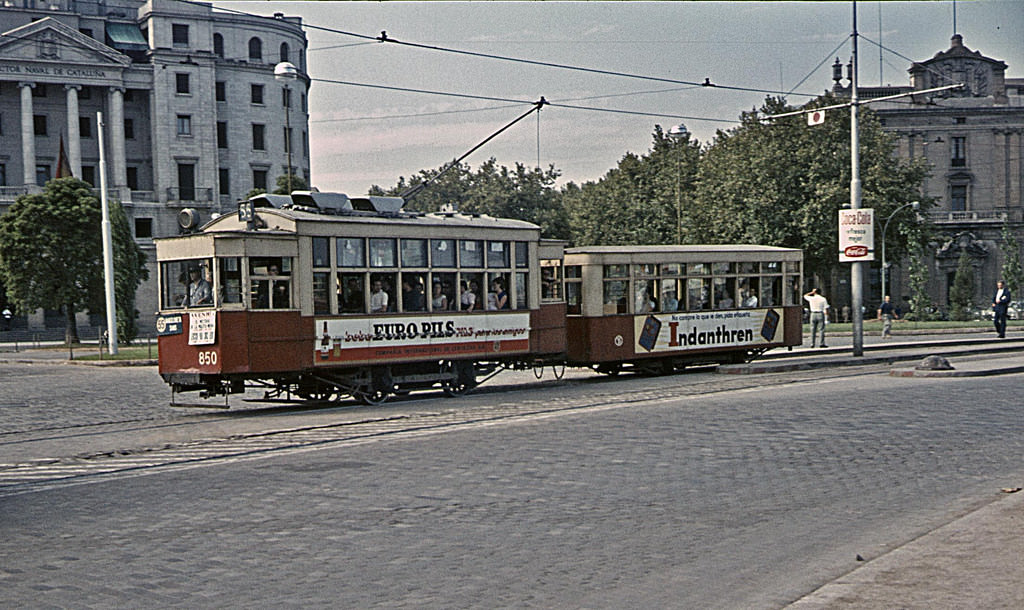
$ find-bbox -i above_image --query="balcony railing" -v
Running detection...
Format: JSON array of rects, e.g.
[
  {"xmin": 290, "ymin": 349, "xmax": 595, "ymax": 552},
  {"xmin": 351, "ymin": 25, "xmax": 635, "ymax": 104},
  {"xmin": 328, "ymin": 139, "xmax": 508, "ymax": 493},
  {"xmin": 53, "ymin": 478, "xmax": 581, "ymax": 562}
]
[
  {"xmin": 0, "ymin": 186, "xmax": 31, "ymax": 201},
  {"xmin": 166, "ymin": 187, "xmax": 214, "ymax": 205},
  {"xmin": 129, "ymin": 190, "xmax": 155, "ymax": 203},
  {"xmin": 928, "ymin": 210, "xmax": 1013, "ymax": 223}
]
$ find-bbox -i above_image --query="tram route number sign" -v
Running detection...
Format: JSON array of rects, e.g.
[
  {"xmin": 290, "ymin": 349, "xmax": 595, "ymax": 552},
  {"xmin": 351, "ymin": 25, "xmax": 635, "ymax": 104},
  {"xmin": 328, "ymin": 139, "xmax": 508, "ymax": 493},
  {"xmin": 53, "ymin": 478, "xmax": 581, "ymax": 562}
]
[{"xmin": 838, "ymin": 208, "xmax": 875, "ymax": 262}]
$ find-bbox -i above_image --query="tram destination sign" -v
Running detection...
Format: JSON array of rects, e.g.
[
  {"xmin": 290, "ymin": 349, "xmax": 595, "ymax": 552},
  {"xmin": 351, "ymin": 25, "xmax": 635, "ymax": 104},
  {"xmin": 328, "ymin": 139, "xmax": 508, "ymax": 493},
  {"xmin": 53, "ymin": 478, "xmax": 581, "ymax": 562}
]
[
  {"xmin": 314, "ymin": 313, "xmax": 531, "ymax": 365},
  {"xmin": 838, "ymin": 208, "xmax": 875, "ymax": 262},
  {"xmin": 634, "ymin": 308, "xmax": 783, "ymax": 354}
]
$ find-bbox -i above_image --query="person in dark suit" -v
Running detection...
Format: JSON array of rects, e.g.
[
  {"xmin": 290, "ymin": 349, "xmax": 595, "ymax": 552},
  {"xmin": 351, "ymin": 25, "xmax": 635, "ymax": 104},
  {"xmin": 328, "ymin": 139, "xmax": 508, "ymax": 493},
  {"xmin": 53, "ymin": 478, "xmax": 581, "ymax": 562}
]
[{"xmin": 992, "ymin": 280, "xmax": 1011, "ymax": 338}]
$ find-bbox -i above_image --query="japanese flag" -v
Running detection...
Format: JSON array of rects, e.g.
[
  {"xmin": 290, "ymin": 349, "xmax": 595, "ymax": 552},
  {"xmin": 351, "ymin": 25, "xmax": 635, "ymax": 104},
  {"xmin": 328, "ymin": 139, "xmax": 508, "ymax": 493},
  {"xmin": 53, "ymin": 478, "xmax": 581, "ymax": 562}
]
[{"xmin": 807, "ymin": 110, "xmax": 826, "ymax": 126}]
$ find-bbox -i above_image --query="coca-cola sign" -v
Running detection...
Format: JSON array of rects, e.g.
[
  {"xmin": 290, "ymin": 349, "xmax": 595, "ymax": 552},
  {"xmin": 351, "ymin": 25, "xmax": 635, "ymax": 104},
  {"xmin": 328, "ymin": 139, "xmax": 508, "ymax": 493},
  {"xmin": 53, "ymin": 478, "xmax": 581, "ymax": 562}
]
[
  {"xmin": 838, "ymin": 209, "xmax": 875, "ymax": 262},
  {"xmin": 844, "ymin": 245, "xmax": 869, "ymax": 257}
]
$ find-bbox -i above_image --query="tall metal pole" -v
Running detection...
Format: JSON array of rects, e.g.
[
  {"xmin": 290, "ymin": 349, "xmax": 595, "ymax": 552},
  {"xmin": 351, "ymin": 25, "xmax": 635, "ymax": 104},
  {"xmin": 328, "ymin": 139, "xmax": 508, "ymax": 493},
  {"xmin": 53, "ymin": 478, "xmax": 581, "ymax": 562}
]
[
  {"xmin": 284, "ymin": 84, "xmax": 292, "ymax": 194},
  {"xmin": 850, "ymin": 0, "xmax": 864, "ymax": 357},
  {"xmin": 97, "ymin": 111, "xmax": 118, "ymax": 354}
]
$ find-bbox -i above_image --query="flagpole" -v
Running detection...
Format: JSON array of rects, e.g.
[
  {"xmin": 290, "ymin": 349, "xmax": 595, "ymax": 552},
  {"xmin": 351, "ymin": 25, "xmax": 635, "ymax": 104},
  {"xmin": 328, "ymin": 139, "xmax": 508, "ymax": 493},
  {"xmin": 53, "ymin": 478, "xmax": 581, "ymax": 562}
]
[{"xmin": 97, "ymin": 111, "xmax": 118, "ymax": 355}]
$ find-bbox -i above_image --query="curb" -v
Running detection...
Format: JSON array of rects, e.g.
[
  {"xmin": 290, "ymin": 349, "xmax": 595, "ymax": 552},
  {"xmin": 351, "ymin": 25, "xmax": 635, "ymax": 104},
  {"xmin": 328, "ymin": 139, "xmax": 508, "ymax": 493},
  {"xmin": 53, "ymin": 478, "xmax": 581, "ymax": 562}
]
[{"xmin": 889, "ymin": 364, "xmax": 1024, "ymax": 378}]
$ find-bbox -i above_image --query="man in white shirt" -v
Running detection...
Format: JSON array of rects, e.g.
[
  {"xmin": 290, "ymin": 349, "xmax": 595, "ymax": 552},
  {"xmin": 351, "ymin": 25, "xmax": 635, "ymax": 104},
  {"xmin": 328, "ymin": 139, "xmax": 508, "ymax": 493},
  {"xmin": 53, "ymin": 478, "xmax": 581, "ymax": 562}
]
[
  {"xmin": 804, "ymin": 288, "xmax": 830, "ymax": 348},
  {"xmin": 370, "ymin": 280, "xmax": 389, "ymax": 313}
]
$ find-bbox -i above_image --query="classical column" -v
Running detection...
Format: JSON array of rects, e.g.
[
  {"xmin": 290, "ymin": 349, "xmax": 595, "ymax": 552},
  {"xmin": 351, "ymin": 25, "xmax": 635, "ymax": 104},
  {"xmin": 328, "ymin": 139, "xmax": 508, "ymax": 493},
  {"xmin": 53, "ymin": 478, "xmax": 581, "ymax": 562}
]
[
  {"xmin": 108, "ymin": 87, "xmax": 127, "ymax": 188},
  {"xmin": 19, "ymin": 82, "xmax": 36, "ymax": 186},
  {"xmin": 65, "ymin": 85, "xmax": 82, "ymax": 178}
]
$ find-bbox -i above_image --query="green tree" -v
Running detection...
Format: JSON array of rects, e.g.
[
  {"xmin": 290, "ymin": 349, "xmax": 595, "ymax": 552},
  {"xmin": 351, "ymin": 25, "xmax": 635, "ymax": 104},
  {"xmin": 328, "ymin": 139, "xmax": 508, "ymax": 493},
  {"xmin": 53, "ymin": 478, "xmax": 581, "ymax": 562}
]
[
  {"xmin": 372, "ymin": 158, "xmax": 569, "ymax": 240},
  {"xmin": 109, "ymin": 197, "xmax": 149, "ymax": 343},
  {"xmin": 272, "ymin": 172, "xmax": 310, "ymax": 195},
  {"xmin": 949, "ymin": 248, "xmax": 975, "ymax": 321},
  {"xmin": 563, "ymin": 125, "xmax": 700, "ymax": 246},
  {"xmin": 0, "ymin": 178, "xmax": 146, "ymax": 344},
  {"xmin": 999, "ymin": 221, "xmax": 1024, "ymax": 297},
  {"xmin": 691, "ymin": 95, "xmax": 931, "ymax": 282},
  {"xmin": 906, "ymin": 248, "xmax": 935, "ymax": 320}
]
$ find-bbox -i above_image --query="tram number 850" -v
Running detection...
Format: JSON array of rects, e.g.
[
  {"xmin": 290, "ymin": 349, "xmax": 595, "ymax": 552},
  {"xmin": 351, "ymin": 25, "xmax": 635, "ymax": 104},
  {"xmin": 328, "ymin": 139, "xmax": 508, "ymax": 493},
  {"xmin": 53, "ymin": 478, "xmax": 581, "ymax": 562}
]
[{"xmin": 198, "ymin": 350, "xmax": 218, "ymax": 366}]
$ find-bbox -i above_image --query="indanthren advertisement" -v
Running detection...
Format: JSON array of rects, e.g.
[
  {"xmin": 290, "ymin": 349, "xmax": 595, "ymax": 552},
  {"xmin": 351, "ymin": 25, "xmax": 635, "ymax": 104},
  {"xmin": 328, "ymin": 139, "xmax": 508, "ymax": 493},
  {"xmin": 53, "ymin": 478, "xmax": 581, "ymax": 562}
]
[
  {"xmin": 314, "ymin": 313, "xmax": 531, "ymax": 365},
  {"xmin": 633, "ymin": 309, "xmax": 783, "ymax": 354}
]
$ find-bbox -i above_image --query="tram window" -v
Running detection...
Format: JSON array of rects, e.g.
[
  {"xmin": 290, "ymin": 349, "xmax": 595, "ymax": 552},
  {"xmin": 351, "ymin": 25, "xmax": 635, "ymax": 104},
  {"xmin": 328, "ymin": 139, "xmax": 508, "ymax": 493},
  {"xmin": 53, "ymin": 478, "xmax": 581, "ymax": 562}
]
[
  {"xmin": 687, "ymin": 263, "xmax": 708, "ymax": 276},
  {"xmin": 661, "ymin": 263, "xmax": 682, "ymax": 276},
  {"xmin": 431, "ymin": 272, "xmax": 456, "ymax": 311},
  {"xmin": 313, "ymin": 272, "xmax": 330, "ymax": 314},
  {"xmin": 738, "ymin": 262, "xmax": 757, "ymax": 274},
  {"xmin": 541, "ymin": 263, "xmax": 562, "ymax": 301},
  {"xmin": 338, "ymin": 238, "xmax": 365, "ymax": 267},
  {"xmin": 338, "ymin": 273, "xmax": 365, "ymax": 313},
  {"xmin": 487, "ymin": 241, "xmax": 509, "ymax": 268},
  {"xmin": 636, "ymin": 263, "xmax": 657, "ymax": 277},
  {"xmin": 714, "ymin": 277, "xmax": 736, "ymax": 309},
  {"xmin": 161, "ymin": 258, "xmax": 213, "ymax": 309},
  {"xmin": 660, "ymin": 279, "xmax": 681, "ymax": 312},
  {"xmin": 763, "ymin": 261, "xmax": 780, "ymax": 273},
  {"xmin": 762, "ymin": 276, "xmax": 781, "ymax": 307},
  {"xmin": 712, "ymin": 262, "xmax": 734, "ymax": 274},
  {"xmin": 250, "ymin": 257, "xmax": 291, "ymax": 309},
  {"xmin": 431, "ymin": 239, "xmax": 456, "ymax": 268},
  {"xmin": 312, "ymin": 237, "xmax": 330, "ymax": 268},
  {"xmin": 401, "ymin": 273, "xmax": 427, "ymax": 312},
  {"xmin": 460, "ymin": 240, "xmax": 483, "ymax": 268},
  {"xmin": 604, "ymin": 264, "xmax": 628, "ymax": 278},
  {"xmin": 514, "ymin": 273, "xmax": 528, "ymax": 309},
  {"xmin": 737, "ymin": 277, "xmax": 760, "ymax": 308},
  {"xmin": 486, "ymin": 273, "xmax": 510, "ymax": 310},
  {"xmin": 784, "ymin": 261, "xmax": 800, "ymax": 274},
  {"xmin": 460, "ymin": 272, "xmax": 484, "ymax": 311},
  {"xmin": 687, "ymin": 278, "xmax": 710, "ymax": 311},
  {"xmin": 566, "ymin": 281, "xmax": 582, "ymax": 315},
  {"xmin": 785, "ymin": 276, "xmax": 799, "ymax": 306},
  {"xmin": 515, "ymin": 242, "xmax": 529, "ymax": 268},
  {"xmin": 369, "ymin": 238, "xmax": 396, "ymax": 267},
  {"xmin": 370, "ymin": 273, "xmax": 397, "ymax": 313},
  {"xmin": 603, "ymin": 279, "xmax": 628, "ymax": 314},
  {"xmin": 564, "ymin": 265, "xmax": 581, "ymax": 279},
  {"xmin": 400, "ymin": 239, "xmax": 428, "ymax": 268},
  {"xmin": 219, "ymin": 257, "xmax": 242, "ymax": 304},
  {"xmin": 635, "ymin": 279, "xmax": 657, "ymax": 313}
]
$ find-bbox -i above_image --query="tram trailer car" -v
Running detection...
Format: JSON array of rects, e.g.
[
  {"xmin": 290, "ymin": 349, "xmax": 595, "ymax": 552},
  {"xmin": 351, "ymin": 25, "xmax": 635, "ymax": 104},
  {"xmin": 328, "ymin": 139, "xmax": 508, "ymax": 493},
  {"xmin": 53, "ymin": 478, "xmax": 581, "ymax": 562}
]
[
  {"xmin": 156, "ymin": 192, "xmax": 567, "ymax": 405},
  {"xmin": 562, "ymin": 245, "xmax": 804, "ymax": 374}
]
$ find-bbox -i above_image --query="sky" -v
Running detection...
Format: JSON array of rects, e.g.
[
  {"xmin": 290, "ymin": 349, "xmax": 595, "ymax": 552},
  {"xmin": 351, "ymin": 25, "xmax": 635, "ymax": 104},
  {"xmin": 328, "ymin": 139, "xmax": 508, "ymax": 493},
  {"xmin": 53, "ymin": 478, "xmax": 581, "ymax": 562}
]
[{"xmin": 222, "ymin": 1, "xmax": 1023, "ymax": 196}]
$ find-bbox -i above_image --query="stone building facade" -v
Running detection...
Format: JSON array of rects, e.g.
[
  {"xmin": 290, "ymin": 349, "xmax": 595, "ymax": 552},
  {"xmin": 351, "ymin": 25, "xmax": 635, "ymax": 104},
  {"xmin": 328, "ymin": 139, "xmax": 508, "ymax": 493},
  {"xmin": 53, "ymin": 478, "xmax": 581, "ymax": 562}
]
[
  {"xmin": 835, "ymin": 35, "xmax": 1024, "ymax": 315},
  {"xmin": 0, "ymin": 0, "xmax": 309, "ymax": 335}
]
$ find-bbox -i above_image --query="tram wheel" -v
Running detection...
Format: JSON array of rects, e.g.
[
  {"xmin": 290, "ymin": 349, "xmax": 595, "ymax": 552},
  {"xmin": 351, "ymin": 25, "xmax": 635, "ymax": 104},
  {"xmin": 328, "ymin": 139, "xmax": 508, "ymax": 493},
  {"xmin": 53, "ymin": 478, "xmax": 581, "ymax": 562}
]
[
  {"xmin": 356, "ymin": 389, "xmax": 389, "ymax": 405},
  {"xmin": 441, "ymin": 360, "xmax": 475, "ymax": 397}
]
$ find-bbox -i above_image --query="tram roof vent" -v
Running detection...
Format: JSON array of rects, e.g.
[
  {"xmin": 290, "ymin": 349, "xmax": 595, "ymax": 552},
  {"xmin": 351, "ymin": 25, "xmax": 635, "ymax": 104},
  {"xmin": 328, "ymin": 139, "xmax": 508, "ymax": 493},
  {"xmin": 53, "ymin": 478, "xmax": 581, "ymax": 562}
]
[
  {"xmin": 249, "ymin": 193, "xmax": 292, "ymax": 209},
  {"xmin": 349, "ymin": 196, "xmax": 405, "ymax": 215},
  {"xmin": 291, "ymin": 191, "xmax": 353, "ymax": 215}
]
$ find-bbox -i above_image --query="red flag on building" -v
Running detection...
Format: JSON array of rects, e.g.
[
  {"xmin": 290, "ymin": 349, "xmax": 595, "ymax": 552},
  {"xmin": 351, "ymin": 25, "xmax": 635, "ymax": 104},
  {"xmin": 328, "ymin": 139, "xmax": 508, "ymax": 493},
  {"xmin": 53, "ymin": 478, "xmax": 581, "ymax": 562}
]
[{"xmin": 56, "ymin": 135, "xmax": 73, "ymax": 178}]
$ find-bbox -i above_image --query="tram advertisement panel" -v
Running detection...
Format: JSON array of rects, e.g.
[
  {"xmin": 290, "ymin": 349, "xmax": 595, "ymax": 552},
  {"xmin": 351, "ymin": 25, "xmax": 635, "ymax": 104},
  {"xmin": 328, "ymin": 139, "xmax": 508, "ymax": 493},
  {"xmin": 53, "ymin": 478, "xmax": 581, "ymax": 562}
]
[
  {"xmin": 633, "ymin": 309, "xmax": 783, "ymax": 353},
  {"xmin": 314, "ymin": 313, "xmax": 531, "ymax": 364}
]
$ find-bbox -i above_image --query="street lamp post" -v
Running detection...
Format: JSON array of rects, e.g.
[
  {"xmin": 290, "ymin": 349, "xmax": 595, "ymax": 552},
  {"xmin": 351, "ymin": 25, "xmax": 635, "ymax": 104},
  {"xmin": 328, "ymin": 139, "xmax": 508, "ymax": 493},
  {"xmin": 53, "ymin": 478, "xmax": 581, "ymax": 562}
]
[
  {"xmin": 880, "ymin": 200, "xmax": 920, "ymax": 304},
  {"xmin": 667, "ymin": 123, "xmax": 688, "ymax": 244},
  {"xmin": 274, "ymin": 61, "xmax": 299, "ymax": 193}
]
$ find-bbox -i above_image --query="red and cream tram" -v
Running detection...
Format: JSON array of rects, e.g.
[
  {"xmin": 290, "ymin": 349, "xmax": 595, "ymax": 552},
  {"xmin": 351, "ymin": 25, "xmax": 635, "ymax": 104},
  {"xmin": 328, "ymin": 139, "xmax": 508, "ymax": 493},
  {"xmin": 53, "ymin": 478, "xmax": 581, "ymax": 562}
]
[
  {"xmin": 155, "ymin": 192, "xmax": 567, "ymax": 405},
  {"xmin": 156, "ymin": 192, "xmax": 804, "ymax": 405}
]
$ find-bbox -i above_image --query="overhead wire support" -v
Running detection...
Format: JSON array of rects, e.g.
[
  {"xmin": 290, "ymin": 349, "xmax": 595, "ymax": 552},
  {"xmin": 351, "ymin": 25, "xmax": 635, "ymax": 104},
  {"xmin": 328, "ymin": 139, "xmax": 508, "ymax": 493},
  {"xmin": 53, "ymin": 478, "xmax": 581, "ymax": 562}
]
[
  {"xmin": 762, "ymin": 83, "xmax": 964, "ymax": 122},
  {"xmin": 400, "ymin": 98, "xmax": 549, "ymax": 201}
]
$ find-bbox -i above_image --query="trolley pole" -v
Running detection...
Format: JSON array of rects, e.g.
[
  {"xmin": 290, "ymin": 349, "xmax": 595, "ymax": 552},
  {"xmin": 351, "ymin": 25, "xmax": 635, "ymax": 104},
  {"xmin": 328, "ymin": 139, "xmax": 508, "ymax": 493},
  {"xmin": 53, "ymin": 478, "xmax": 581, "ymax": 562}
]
[
  {"xmin": 97, "ymin": 111, "xmax": 118, "ymax": 355},
  {"xmin": 849, "ymin": 1, "xmax": 864, "ymax": 357}
]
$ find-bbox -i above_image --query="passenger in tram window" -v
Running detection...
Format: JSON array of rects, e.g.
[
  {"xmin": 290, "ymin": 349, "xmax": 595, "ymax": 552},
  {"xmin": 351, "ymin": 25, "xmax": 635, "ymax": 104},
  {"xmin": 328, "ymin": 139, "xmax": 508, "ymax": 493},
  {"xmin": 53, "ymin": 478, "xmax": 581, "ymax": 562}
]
[
  {"xmin": 431, "ymin": 282, "xmax": 448, "ymax": 311},
  {"xmin": 268, "ymin": 265, "xmax": 289, "ymax": 308},
  {"xmin": 471, "ymin": 279, "xmax": 483, "ymax": 311},
  {"xmin": 460, "ymin": 281, "xmax": 477, "ymax": 311},
  {"xmin": 718, "ymin": 292, "xmax": 735, "ymax": 309},
  {"xmin": 187, "ymin": 265, "xmax": 212, "ymax": 306},
  {"xmin": 402, "ymin": 277, "xmax": 426, "ymax": 312},
  {"xmin": 661, "ymin": 289, "xmax": 679, "ymax": 312},
  {"xmin": 370, "ymin": 279, "xmax": 389, "ymax": 313},
  {"xmin": 489, "ymin": 278, "xmax": 509, "ymax": 310},
  {"xmin": 742, "ymin": 289, "xmax": 758, "ymax": 308},
  {"xmin": 636, "ymin": 287, "xmax": 655, "ymax": 313},
  {"xmin": 340, "ymin": 276, "xmax": 364, "ymax": 313}
]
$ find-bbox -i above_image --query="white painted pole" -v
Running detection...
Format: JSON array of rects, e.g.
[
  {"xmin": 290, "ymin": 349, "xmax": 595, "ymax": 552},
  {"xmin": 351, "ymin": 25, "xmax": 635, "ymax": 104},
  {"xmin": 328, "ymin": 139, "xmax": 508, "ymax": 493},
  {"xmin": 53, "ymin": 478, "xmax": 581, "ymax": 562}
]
[
  {"xmin": 97, "ymin": 111, "xmax": 118, "ymax": 354},
  {"xmin": 850, "ymin": 0, "xmax": 864, "ymax": 357}
]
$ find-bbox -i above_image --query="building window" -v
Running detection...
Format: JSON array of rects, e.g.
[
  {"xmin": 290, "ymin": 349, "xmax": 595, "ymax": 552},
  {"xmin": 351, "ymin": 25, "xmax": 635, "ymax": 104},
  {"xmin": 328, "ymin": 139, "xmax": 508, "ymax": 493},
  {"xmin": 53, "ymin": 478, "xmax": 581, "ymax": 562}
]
[
  {"xmin": 177, "ymin": 163, "xmax": 195, "ymax": 200},
  {"xmin": 253, "ymin": 169, "xmax": 268, "ymax": 191},
  {"xmin": 283, "ymin": 126, "xmax": 292, "ymax": 154},
  {"xmin": 217, "ymin": 121, "xmax": 228, "ymax": 148},
  {"xmin": 952, "ymin": 136, "xmax": 966, "ymax": 167},
  {"xmin": 33, "ymin": 114, "xmax": 47, "ymax": 136},
  {"xmin": 248, "ymin": 37, "xmax": 262, "ymax": 62},
  {"xmin": 134, "ymin": 217, "xmax": 153, "ymax": 239},
  {"xmin": 176, "ymin": 115, "xmax": 192, "ymax": 136},
  {"xmin": 215, "ymin": 81, "xmax": 226, "ymax": 102},
  {"xmin": 172, "ymin": 24, "xmax": 189, "ymax": 47},
  {"xmin": 79, "ymin": 115, "xmax": 92, "ymax": 138},
  {"xmin": 282, "ymin": 87, "xmax": 291, "ymax": 108},
  {"xmin": 0, "ymin": 163, "xmax": 6, "ymax": 186},
  {"xmin": 252, "ymin": 124, "xmax": 265, "ymax": 150},
  {"xmin": 250, "ymin": 84, "xmax": 263, "ymax": 105},
  {"xmin": 175, "ymin": 73, "xmax": 190, "ymax": 94},
  {"xmin": 951, "ymin": 184, "xmax": 967, "ymax": 211},
  {"xmin": 124, "ymin": 118, "xmax": 134, "ymax": 140},
  {"xmin": 36, "ymin": 165, "xmax": 51, "ymax": 186},
  {"xmin": 126, "ymin": 166, "xmax": 138, "ymax": 190},
  {"xmin": 213, "ymin": 33, "xmax": 224, "ymax": 57},
  {"xmin": 280, "ymin": 42, "xmax": 290, "ymax": 63},
  {"xmin": 219, "ymin": 168, "xmax": 230, "ymax": 195},
  {"xmin": 81, "ymin": 165, "xmax": 95, "ymax": 186}
]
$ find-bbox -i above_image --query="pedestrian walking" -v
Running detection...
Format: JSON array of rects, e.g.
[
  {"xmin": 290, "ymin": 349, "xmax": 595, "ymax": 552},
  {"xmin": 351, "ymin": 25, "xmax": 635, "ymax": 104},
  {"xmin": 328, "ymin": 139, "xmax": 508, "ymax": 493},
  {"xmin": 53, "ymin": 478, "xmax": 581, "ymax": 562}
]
[
  {"xmin": 804, "ymin": 288, "xmax": 830, "ymax": 348},
  {"xmin": 877, "ymin": 295, "xmax": 899, "ymax": 339},
  {"xmin": 1, "ymin": 306, "xmax": 11, "ymax": 331},
  {"xmin": 992, "ymin": 280, "xmax": 1011, "ymax": 338}
]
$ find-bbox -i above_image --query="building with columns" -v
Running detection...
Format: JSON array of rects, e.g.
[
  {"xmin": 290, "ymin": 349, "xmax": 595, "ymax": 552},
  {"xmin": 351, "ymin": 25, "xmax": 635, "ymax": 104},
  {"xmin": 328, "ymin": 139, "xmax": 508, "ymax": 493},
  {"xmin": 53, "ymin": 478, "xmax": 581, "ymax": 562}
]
[
  {"xmin": 0, "ymin": 0, "xmax": 310, "ymax": 334},
  {"xmin": 832, "ymin": 34, "xmax": 1023, "ymax": 315}
]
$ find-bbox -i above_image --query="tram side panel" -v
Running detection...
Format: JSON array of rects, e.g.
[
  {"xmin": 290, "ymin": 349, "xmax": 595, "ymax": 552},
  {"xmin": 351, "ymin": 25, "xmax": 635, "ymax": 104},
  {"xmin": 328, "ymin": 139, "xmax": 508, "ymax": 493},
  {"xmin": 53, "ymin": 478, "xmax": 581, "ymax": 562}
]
[{"xmin": 530, "ymin": 302, "xmax": 568, "ymax": 357}]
